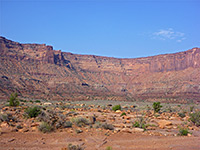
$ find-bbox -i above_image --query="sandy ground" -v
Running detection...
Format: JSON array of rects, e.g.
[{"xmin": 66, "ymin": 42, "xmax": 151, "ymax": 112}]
[{"xmin": 0, "ymin": 131, "xmax": 200, "ymax": 150}]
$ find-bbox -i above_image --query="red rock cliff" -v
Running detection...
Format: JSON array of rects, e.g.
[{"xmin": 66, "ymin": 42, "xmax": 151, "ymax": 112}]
[{"xmin": 0, "ymin": 36, "xmax": 200, "ymax": 103}]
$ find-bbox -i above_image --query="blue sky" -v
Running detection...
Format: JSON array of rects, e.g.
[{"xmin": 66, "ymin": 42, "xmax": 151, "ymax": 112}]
[{"xmin": 0, "ymin": 0, "xmax": 199, "ymax": 58}]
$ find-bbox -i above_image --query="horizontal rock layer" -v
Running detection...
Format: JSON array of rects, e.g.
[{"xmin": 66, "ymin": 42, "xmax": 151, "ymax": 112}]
[{"xmin": 0, "ymin": 36, "xmax": 200, "ymax": 103}]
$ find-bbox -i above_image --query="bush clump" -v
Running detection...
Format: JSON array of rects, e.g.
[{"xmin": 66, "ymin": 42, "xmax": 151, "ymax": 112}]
[
  {"xmin": 120, "ymin": 112, "xmax": 126, "ymax": 117},
  {"xmin": 190, "ymin": 106, "xmax": 195, "ymax": 112},
  {"xmin": 63, "ymin": 121, "xmax": 73, "ymax": 128},
  {"xmin": 37, "ymin": 109, "xmax": 57, "ymax": 126},
  {"xmin": 112, "ymin": 105, "xmax": 121, "ymax": 111},
  {"xmin": 179, "ymin": 128, "xmax": 189, "ymax": 136},
  {"xmin": 38, "ymin": 122, "xmax": 53, "ymax": 133},
  {"xmin": 71, "ymin": 117, "xmax": 89, "ymax": 127},
  {"xmin": 178, "ymin": 112, "xmax": 186, "ymax": 118},
  {"xmin": 94, "ymin": 121, "xmax": 102, "ymax": 129},
  {"xmin": 67, "ymin": 143, "xmax": 84, "ymax": 150},
  {"xmin": 0, "ymin": 113, "xmax": 16, "ymax": 123},
  {"xmin": 133, "ymin": 116, "xmax": 147, "ymax": 130},
  {"xmin": 25, "ymin": 106, "xmax": 41, "ymax": 118},
  {"xmin": 101, "ymin": 123, "xmax": 114, "ymax": 130},
  {"xmin": 9, "ymin": 92, "xmax": 20, "ymax": 107},
  {"xmin": 189, "ymin": 111, "xmax": 200, "ymax": 127},
  {"xmin": 94, "ymin": 122, "xmax": 114, "ymax": 130},
  {"xmin": 152, "ymin": 102, "xmax": 162, "ymax": 113},
  {"xmin": 106, "ymin": 146, "xmax": 112, "ymax": 150},
  {"xmin": 56, "ymin": 120, "xmax": 72, "ymax": 129}
]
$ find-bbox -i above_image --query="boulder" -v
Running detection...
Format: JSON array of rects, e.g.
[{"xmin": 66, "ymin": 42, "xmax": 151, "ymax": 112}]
[
  {"xmin": 121, "ymin": 128, "xmax": 132, "ymax": 133},
  {"xmin": 157, "ymin": 120, "xmax": 172, "ymax": 129},
  {"xmin": 115, "ymin": 110, "xmax": 121, "ymax": 113},
  {"xmin": 43, "ymin": 102, "xmax": 52, "ymax": 105},
  {"xmin": 132, "ymin": 128, "xmax": 144, "ymax": 132}
]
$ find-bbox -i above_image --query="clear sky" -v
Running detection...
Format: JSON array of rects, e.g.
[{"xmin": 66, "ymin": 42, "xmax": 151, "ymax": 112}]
[{"xmin": 0, "ymin": 0, "xmax": 199, "ymax": 58}]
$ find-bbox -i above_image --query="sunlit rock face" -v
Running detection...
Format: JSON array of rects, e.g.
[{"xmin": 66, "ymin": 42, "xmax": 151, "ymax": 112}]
[{"xmin": 0, "ymin": 36, "xmax": 200, "ymax": 103}]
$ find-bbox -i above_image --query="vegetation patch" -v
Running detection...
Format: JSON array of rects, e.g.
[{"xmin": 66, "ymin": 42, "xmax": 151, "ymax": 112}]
[
  {"xmin": 35, "ymin": 100, "xmax": 41, "ymax": 103},
  {"xmin": 56, "ymin": 120, "xmax": 72, "ymax": 129},
  {"xmin": 38, "ymin": 122, "xmax": 53, "ymax": 133},
  {"xmin": 24, "ymin": 106, "xmax": 41, "ymax": 118},
  {"xmin": 120, "ymin": 112, "xmax": 126, "ymax": 117},
  {"xmin": 189, "ymin": 111, "xmax": 200, "ymax": 127},
  {"xmin": 71, "ymin": 117, "xmax": 89, "ymax": 127},
  {"xmin": 67, "ymin": 143, "xmax": 84, "ymax": 150},
  {"xmin": 152, "ymin": 102, "xmax": 162, "ymax": 113},
  {"xmin": 179, "ymin": 127, "xmax": 189, "ymax": 136},
  {"xmin": 106, "ymin": 146, "xmax": 112, "ymax": 150},
  {"xmin": 94, "ymin": 121, "xmax": 102, "ymax": 129},
  {"xmin": 178, "ymin": 112, "xmax": 186, "ymax": 118},
  {"xmin": 101, "ymin": 123, "xmax": 114, "ymax": 130},
  {"xmin": 9, "ymin": 93, "xmax": 20, "ymax": 107},
  {"xmin": 133, "ymin": 116, "xmax": 147, "ymax": 130},
  {"xmin": 112, "ymin": 105, "xmax": 121, "ymax": 111},
  {"xmin": 0, "ymin": 113, "xmax": 16, "ymax": 123}
]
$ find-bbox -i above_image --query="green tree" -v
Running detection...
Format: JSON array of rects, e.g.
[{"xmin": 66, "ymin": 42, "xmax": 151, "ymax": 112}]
[
  {"xmin": 9, "ymin": 92, "xmax": 20, "ymax": 107},
  {"xmin": 153, "ymin": 102, "xmax": 162, "ymax": 113}
]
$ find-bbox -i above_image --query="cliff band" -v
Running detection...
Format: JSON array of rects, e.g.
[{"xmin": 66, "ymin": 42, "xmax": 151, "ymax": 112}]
[{"xmin": 0, "ymin": 36, "xmax": 200, "ymax": 103}]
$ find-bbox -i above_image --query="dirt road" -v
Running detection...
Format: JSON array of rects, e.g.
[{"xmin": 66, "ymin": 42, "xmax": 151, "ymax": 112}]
[{"xmin": 0, "ymin": 131, "xmax": 200, "ymax": 150}]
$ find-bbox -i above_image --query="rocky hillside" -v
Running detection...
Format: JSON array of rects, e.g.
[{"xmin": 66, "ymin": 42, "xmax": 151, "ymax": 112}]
[{"xmin": 0, "ymin": 36, "xmax": 200, "ymax": 103}]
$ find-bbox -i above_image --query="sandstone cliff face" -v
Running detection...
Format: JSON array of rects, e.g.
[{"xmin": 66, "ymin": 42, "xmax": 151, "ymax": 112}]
[{"xmin": 0, "ymin": 36, "xmax": 200, "ymax": 103}]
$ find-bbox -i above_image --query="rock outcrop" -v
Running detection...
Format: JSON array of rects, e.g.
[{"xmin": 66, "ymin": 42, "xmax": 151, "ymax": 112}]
[{"xmin": 0, "ymin": 36, "xmax": 200, "ymax": 103}]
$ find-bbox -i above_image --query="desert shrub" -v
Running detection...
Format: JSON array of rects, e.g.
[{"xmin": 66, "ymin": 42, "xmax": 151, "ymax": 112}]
[
  {"xmin": 133, "ymin": 116, "xmax": 146, "ymax": 130},
  {"xmin": 94, "ymin": 121, "xmax": 102, "ymax": 128},
  {"xmin": 133, "ymin": 121, "xmax": 140, "ymax": 127},
  {"xmin": 65, "ymin": 104, "xmax": 72, "ymax": 109},
  {"xmin": 9, "ymin": 92, "xmax": 19, "ymax": 107},
  {"xmin": 106, "ymin": 146, "xmax": 112, "ymax": 150},
  {"xmin": 189, "ymin": 111, "xmax": 200, "ymax": 126},
  {"xmin": 35, "ymin": 100, "xmax": 41, "ymax": 103},
  {"xmin": 120, "ymin": 112, "xmax": 126, "ymax": 117},
  {"xmin": 164, "ymin": 106, "xmax": 173, "ymax": 113},
  {"xmin": 179, "ymin": 128, "xmax": 189, "ymax": 136},
  {"xmin": 37, "ymin": 111, "xmax": 48, "ymax": 121},
  {"xmin": 146, "ymin": 124, "xmax": 157, "ymax": 127},
  {"xmin": 101, "ymin": 123, "xmax": 114, "ymax": 130},
  {"xmin": 152, "ymin": 102, "xmax": 162, "ymax": 113},
  {"xmin": 38, "ymin": 122, "xmax": 53, "ymax": 133},
  {"xmin": 57, "ymin": 113, "xmax": 65, "ymax": 120},
  {"xmin": 20, "ymin": 99, "xmax": 27, "ymax": 103},
  {"xmin": 37, "ymin": 109, "xmax": 57, "ymax": 126},
  {"xmin": 146, "ymin": 105, "xmax": 151, "ymax": 111},
  {"xmin": 0, "ymin": 113, "xmax": 16, "ymax": 122},
  {"xmin": 112, "ymin": 105, "xmax": 121, "ymax": 111},
  {"xmin": 190, "ymin": 106, "xmax": 195, "ymax": 112},
  {"xmin": 25, "ymin": 106, "xmax": 41, "ymax": 118},
  {"xmin": 56, "ymin": 120, "xmax": 72, "ymax": 129},
  {"xmin": 71, "ymin": 117, "xmax": 89, "ymax": 127},
  {"xmin": 60, "ymin": 105, "xmax": 66, "ymax": 110},
  {"xmin": 67, "ymin": 143, "xmax": 84, "ymax": 150},
  {"xmin": 0, "ymin": 113, "xmax": 9, "ymax": 122},
  {"xmin": 178, "ymin": 112, "xmax": 186, "ymax": 118},
  {"xmin": 64, "ymin": 121, "xmax": 72, "ymax": 128}
]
